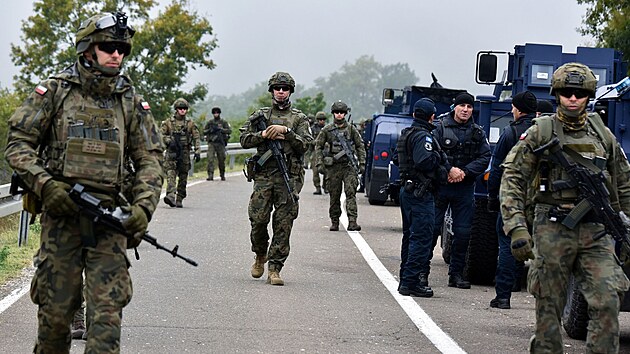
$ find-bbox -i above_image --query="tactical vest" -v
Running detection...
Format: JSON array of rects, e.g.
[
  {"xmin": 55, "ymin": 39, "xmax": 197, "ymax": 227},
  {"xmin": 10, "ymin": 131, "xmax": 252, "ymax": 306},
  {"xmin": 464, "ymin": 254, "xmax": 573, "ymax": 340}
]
[
  {"xmin": 397, "ymin": 126, "xmax": 426, "ymax": 183},
  {"xmin": 42, "ymin": 77, "xmax": 134, "ymax": 189},
  {"xmin": 438, "ymin": 117, "xmax": 484, "ymax": 167},
  {"xmin": 311, "ymin": 124, "xmax": 324, "ymax": 139},
  {"xmin": 255, "ymin": 107, "xmax": 304, "ymax": 158},
  {"xmin": 533, "ymin": 114, "xmax": 618, "ymax": 208},
  {"xmin": 165, "ymin": 117, "xmax": 195, "ymax": 151},
  {"xmin": 327, "ymin": 125, "xmax": 356, "ymax": 159}
]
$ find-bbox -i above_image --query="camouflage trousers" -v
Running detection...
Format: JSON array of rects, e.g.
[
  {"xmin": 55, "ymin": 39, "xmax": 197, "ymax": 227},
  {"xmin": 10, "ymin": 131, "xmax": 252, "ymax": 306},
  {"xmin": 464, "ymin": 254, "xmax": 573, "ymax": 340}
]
[
  {"xmin": 164, "ymin": 156, "xmax": 191, "ymax": 198},
  {"xmin": 326, "ymin": 163, "xmax": 359, "ymax": 222},
  {"xmin": 528, "ymin": 204, "xmax": 629, "ymax": 354},
  {"xmin": 311, "ymin": 152, "xmax": 322, "ymax": 188},
  {"xmin": 31, "ymin": 212, "xmax": 132, "ymax": 354},
  {"xmin": 248, "ymin": 168, "xmax": 304, "ymax": 272},
  {"xmin": 206, "ymin": 142, "xmax": 226, "ymax": 178}
]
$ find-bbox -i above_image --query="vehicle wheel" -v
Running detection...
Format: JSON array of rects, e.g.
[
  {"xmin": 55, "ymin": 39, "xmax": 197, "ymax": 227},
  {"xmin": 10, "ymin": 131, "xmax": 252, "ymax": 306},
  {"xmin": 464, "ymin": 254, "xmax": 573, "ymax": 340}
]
[
  {"xmin": 464, "ymin": 198, "xmax": 498, "ymax": 285},
  {"xmin": 441, "ymin": 208, "xmax": 452, "ymax": 264},
  {"xmin": 563, "ymin": 275, "xmax": 589, "ymax": 340}
]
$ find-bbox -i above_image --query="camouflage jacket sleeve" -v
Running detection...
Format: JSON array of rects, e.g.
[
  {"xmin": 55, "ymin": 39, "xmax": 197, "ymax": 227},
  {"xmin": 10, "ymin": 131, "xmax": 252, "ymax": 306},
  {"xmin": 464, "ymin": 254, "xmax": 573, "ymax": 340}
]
[
  {"xmin": 351, "ymin": 125, "xmax": 366, "ymax": 165},
  {"xmin": 499, "ymin": 124, "xmax": 542, "ymax": 235},
  {"xmin": 240, "ymin": 110, "xmax": 266, "ymax": 149},
  {"xmin": 5, "ymin": 79, "xmax": 59, "ymax": 197},
  {"xmin": 314, "ymin": 125, "xmax": 330, "ymax": 166},
  {"xmin": 222, "ymin": 120, "xmax": 232, "ymax": 136},
  {"xmin": 611, "ymin": 139, "xmax": 630, "ymax": 216},
  {"xmin": 127, "ymin": 96, "xmax": 165, "ymax": 218},
  {"xmin": 284, "ymin": 112, "xmax": 312, "ymax": 155},
  {"xmin": 189, "ymin": 120, "xmax": 201, "ymax": 154},
  {"xmin": 160, "ymin": 119, "xmax": 172, "ymax": 146}
]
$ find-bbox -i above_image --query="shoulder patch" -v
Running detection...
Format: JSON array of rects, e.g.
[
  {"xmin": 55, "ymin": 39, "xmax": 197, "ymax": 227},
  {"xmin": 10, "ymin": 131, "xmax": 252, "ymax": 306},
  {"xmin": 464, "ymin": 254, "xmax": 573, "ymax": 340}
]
[
  {"xmin": 141, "ymin": 101, "xmax": 151, "ymax": 110},
  {"xmin": 519, "ymin": 132, "xmax": 528, "ymax": 140},
  {"xmin": 35, "ymin": 85, "xmax": 48, "ymax": 95}
]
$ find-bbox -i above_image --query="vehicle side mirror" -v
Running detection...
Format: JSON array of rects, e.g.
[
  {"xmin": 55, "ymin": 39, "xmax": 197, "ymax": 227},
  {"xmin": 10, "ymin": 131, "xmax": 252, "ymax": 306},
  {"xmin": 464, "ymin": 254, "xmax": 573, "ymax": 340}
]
[
  {"xmin": 382, "ymin": 88, "xmax": 395, "ymax": 106},
  {"xmin": 477, "ymin": 53, "xmax": 498, "ymax": 83}
]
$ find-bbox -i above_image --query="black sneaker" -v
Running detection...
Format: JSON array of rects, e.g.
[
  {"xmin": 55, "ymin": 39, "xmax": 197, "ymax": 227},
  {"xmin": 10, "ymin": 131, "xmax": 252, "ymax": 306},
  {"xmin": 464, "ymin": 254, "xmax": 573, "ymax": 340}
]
[
  {"xmin": 490, "ymin": 297, "xmax": 511, "ymax": 309},
  {"xmin": 399, "ymin": 285, "xmax": 434, "ymax": 298},
  {"xmin": 448, "ymin": 274, "xmax": 471, "ymax": 289}
]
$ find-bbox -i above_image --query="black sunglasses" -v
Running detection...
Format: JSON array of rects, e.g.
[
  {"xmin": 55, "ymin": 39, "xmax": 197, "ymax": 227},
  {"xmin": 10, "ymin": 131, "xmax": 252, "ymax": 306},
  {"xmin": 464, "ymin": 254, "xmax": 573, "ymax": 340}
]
[
  {"xmin": 557, "ymin": 88, "xmax": 590, "ymax": 99},
  {"xmin": 98, "ymin": 42, "xmax": 132, "ymax": 56},
  {"xmin": 332, "ymin": 111, "xmax": 346, "ymax": 115},
  {"xmin": 273, "ymin": 86, "xmax": 291, "ymax": 92}
]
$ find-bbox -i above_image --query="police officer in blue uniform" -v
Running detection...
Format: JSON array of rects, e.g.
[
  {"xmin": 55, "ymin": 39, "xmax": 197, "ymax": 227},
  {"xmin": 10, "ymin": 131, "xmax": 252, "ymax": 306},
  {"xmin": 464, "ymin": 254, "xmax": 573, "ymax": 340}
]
[
  {"xmin": 425, "ymin": 92, "xmax": 491, "ymax": 289},
  {"xmin": 396, "ymin": 98, "xmax": 449, "ymax": 297},
  {"xmin": 487, "ymin": 91, "xmax": 537, "ymax": 309}
]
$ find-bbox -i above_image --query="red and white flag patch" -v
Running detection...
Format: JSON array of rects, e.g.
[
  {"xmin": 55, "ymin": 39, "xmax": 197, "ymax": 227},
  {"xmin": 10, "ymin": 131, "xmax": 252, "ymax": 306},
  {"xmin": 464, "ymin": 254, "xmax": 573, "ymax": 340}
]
[
  {"xmin": 519, "ymin": 132, "xmax": 528, "ymax": 140},
  {"xmin": 35, "ymin": 85, "xmax": 48, "ymax": 95},
  {"xmin": 141, "ymin": 101, "xmax": 151, "ymax": 110}
]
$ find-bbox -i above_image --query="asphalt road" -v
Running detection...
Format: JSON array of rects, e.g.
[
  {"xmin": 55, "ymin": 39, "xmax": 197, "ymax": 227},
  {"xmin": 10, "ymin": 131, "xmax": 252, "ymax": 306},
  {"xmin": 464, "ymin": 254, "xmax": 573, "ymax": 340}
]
[{"xmin": 1, "ymin": 170, "xmax": 629, "ymax": 353}]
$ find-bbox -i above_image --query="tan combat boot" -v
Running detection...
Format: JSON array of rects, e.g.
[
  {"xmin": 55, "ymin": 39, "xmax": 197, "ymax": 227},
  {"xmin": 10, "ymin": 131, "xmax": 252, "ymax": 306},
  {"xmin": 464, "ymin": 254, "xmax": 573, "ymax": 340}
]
[
  {"xmin": 267, "ymin": 270, "xmax": 284, "ymax": 286},
  {"xmin": 347, "ymin": 221, "xmax": 362, "ymax": 231},
  {"xmin": 330, "ymin": 220, "xmax": 339, "ymax": 231},
  {"xmin": 251, "ymin": 255, "xmax": 267, "ymax": 278}
]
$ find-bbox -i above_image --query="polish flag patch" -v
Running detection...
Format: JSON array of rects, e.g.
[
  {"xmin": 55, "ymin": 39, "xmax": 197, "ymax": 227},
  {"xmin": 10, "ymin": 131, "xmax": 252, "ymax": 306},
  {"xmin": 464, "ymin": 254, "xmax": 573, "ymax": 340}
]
[
  {"xmin": 141, "ymin": 101, "xmax": 151, "ymax": 110},
  {"xmin": 35, "ymin": 85, "xmax": 48, "ymax": 95},
  {"xmin": 519, "ymin": 132, "xmax": 528, "ymax": 140}
]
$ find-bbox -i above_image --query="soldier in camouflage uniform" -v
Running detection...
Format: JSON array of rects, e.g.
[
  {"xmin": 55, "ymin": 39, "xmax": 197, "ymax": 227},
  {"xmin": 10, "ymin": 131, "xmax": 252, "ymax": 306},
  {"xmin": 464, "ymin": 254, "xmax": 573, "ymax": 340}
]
[
  {"xmin": 204, "ymin": 106, "xmax": 231, "ymax": 181},
  {"xmin": 4, "ymin": 12, "xmax": 164, "ymax": 353},
  {"xmin": 240, "ymin": 72, "xmax": 312, "ymax": 285},
  {"xmin": 500, "ymin": 63, "xmax": 630, "ymax": 353},
  {"xmin": 160, "ymin": 98, "xmax": 201, "ymax": 208},
  {"xmin": 311, "ymin": 111, "xmax": 327, "ymax": 194},
  {"xmin": 315, "ymin": 101, "xmax": 366, "ymax": 231},
  {"xmin": 303, "ymin": 114, "xmax": 315, "ymax": 169}
]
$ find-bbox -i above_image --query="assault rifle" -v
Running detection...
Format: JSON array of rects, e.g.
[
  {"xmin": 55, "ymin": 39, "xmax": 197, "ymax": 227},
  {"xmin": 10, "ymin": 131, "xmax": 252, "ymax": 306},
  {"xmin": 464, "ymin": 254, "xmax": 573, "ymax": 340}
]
[
  {"xmin": 69, "ymin": 184, "xmax": 198, "ymax": 266},
  {"xmin": 251, "ymin": 113, "xmax": 298, "ymax": 204},
  {"xmin": 331, "ymin": 128, "xmax": 361, "ymax": 175},
  {"xmin": 170, "ymin": 132, "xmax": 184, "ymax": 171},
  {"xmin": 534, "ymin": 137, "xmax": 630, "ymax": 252}
]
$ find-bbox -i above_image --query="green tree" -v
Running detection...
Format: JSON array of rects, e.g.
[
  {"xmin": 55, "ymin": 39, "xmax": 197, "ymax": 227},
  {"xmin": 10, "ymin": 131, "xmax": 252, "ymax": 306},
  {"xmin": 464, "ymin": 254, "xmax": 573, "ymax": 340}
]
[
  {"xmin": 294, "ymin": 92, "xmax": 326, "ymax": 117},
  {"xmin": 0, "ymin": 89, "xmax": 23, "ymax": 182},
  {"xmin": 578, "ymin": 0, "xmax": 630, "ymax": 73},
  {"xmin": 10, "ymin": 0, "xmax": 217, "ymax": 120}
]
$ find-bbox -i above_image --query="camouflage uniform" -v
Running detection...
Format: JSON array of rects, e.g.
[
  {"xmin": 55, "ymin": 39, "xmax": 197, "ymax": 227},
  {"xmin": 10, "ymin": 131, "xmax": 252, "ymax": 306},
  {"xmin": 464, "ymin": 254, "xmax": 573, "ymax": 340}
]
[
  {"xmin": 315, "ymin": 102, "xmax": 366, "ymax": 230},
  {"xmin": 310, "ymin": 112, "xmax": 327, "ymax": 194},
  {"xmin": 204, "ymin": 107, "xmax": 231, "ymax": 180},
  {"xmin": 240, "ymin": 72, "xmax": 312, "ymax": 284},
  {"xmin": 500, "ymin": 63, "xmax": 630, "ymax": 353},
  {"xmin": 160, "ymin": 98, "xmax": 201, "ymax": 206},
  {"xmin": 4, "ymin": 12, "xmax": 164, "ymax": 353}
]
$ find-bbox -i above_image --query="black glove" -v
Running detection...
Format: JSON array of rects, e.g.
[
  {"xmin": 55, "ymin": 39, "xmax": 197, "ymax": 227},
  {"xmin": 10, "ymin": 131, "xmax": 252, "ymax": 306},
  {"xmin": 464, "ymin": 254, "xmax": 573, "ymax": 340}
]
[
  {"xmin": 510, "ymin": 227, "xmax": 535, "ymax": 262},
  {"xmin": 487, "ymin": 197, "xmax": 500, "ymax": 213},
  {"xmin": 194, "ymin": 153, "xmax": 201, "ymax": 163}
]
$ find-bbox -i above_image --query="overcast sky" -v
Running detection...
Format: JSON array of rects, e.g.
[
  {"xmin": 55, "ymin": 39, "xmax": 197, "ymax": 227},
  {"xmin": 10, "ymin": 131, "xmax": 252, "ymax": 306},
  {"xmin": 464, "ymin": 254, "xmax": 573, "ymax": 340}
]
[{"xmin": 1, "ymin": 0, "xmax": 591, "ymax": 97}]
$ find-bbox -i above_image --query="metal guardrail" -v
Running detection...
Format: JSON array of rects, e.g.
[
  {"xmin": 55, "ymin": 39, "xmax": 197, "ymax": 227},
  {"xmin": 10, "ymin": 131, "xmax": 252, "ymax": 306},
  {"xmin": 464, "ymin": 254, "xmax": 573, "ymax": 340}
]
[{"xmin": 0, "ymin": 143, "xmax": 256, "ymax": 219}]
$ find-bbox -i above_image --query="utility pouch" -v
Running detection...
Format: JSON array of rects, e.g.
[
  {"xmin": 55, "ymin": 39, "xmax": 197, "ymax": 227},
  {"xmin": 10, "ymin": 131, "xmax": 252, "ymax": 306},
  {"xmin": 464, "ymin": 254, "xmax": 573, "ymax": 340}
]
[
  {"xmin": 22, "ymin": 192, "xmax": 42, "ymax": 215},
  {"xmin": 323, "ymin": 156, "xmax": 334, "ymax": 166},
  {"xmin": 63, "ymin": 138, "xmax": 121, "ymax": 184},
  {"xmin": 79, "ymin": 213, "xmax": 97, "ymax": 248},
  {"xmin": 244, "ymin": 156, "xmax": 260, "ymax": 182}
]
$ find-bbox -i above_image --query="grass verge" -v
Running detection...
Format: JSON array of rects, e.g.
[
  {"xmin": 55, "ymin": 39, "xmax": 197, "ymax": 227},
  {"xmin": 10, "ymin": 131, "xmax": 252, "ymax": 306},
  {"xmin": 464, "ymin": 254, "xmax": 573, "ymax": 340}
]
[{"xmin": 0, "ymin": 213, "xmax": 40, "ymax": 285}]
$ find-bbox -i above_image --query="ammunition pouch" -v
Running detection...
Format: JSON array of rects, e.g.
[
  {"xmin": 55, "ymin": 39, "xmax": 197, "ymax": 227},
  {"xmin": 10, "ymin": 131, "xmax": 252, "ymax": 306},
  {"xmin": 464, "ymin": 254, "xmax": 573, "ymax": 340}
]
[{"xmin": 63, "ymin": 138, "xmax": 122, "ymax": 185}]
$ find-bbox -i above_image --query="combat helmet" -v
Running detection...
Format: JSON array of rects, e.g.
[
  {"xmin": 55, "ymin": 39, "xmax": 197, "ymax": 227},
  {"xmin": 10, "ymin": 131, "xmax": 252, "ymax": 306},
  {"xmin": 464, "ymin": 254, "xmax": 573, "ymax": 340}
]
[
  {"xmin": 550, "ymin": 62, "xmax": 598, "ymax": 98},
  {"xmin": 173, "ymin": 98, "xmax": 189, "ymax": 109},
  {"xmin": 76, "ymin": 12, "xmax": 135, "ymax": 55},
  {"xmin": 331, "ymin": 101, "xmax": 349, "ymax": 113},
  {"xmin": 315, "ymin": 111, "xmax": 327, "ymax": 120},
  {"xmin": 211, "ymin": 106, "xmax": 221, "ymax": 114},
  {"xmin": 268, "ymin": 72, "xmax": 295, "ymax": 93}
]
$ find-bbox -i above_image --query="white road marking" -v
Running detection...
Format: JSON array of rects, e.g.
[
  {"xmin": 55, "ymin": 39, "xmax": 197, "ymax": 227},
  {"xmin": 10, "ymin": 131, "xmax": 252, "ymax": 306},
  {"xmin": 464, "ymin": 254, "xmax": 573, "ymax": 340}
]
[
  {"xmin": 0, "ymin": 284, "xmax": 29, "ymax": 314},
  {"xmin": 340, "ymin": 194, "xmax": 466, "ymax": 354}
]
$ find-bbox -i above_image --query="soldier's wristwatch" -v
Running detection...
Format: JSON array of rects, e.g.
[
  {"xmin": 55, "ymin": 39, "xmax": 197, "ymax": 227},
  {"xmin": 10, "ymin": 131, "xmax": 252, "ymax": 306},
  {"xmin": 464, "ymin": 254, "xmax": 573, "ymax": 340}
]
[{"xmin": 285, "ymin": 127, "xmax": 292, "ymax": 134}]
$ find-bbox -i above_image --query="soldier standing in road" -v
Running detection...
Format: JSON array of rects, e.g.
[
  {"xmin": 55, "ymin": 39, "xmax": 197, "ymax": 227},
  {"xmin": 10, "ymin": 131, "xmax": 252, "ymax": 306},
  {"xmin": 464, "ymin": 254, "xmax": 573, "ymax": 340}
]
[
  {"xmin": 161, "ymin": 98, "xmax": 201, "ymax": 208},
  {"xmin": 315, "ymin": 101, "xmax": 366, "ymax": 231},
  {"xmin": 501, "ymin": 63, "xmax": 630, "ymax": 353},
  {"xmin": 425, "ymin": 92, "xmax": 491, "ymax": 289},
  {"xmin": 204, "ymin": 106, "xmax": 231, "ymax": 181},
  {"xmin": 311, "ymin": 111, "xmax": 327, "ymax": 194},
  {"xmin": 303, "ymin": 114, "xmax": 315, "ymax": 169},
  {"xmin": 487, "ymin": 91, "xmax": 538, "ymax": 309},
  {"xmin": 4, "ymin": 11, "xmax": 164, "ymax": 353},
  {"xmin": 396, "ymin": 98, "xmax": 449, "ymax": 297},
  {"xmin": 240, "ymin": 71, "xmax": 312, "ymax": 285}
]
